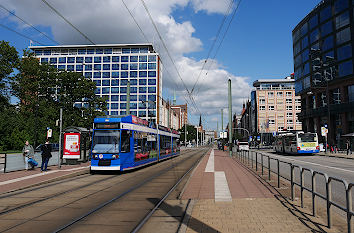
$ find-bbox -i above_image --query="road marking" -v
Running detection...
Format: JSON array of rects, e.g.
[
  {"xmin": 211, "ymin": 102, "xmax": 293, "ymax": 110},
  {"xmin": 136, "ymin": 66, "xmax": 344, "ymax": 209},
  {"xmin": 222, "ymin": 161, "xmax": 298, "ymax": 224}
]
[
  {"xmin": 0, "ymin": 166, "xmax": 89, "ymax": 186},
  {"xmin": 264, "ymin": 152, "xmax": 354, "ymax": 174},
  {"xmin": 205, "ymin": 149, "xmax": 214, "ymax": 172},
  {"xmin": 214, "ymin": 171, "xmax": 232, "ymax": 202}
]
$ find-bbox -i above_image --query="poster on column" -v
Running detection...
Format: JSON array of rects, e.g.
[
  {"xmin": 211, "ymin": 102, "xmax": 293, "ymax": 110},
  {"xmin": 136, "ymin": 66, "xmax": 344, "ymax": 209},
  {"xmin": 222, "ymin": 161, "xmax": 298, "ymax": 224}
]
[{"xmin": 63, "ymin": 133, "xmax": 81, "ymax": 159}]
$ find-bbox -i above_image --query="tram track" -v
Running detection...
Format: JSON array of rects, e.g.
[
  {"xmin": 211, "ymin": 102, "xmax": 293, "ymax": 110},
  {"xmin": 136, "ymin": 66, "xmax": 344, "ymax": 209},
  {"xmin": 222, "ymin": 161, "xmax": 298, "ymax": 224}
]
[
  {"xmin": 0, "ymin": 148, "xmax": 207, "ymax": 233},
  {"xmin": 0, "ymin": 149, "xmax": 197, "ymax": 217}
]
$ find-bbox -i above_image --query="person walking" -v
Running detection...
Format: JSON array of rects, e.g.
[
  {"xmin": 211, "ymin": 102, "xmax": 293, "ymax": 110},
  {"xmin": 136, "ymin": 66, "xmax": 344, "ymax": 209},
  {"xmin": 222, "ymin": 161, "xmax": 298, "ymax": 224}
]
[
  {"xmin": 41, "ymin": 140, "xmax": 52, "ymax": 172},
  {"xmin": 346, "ymin": 140, "xmax": 352, "ymax": 155},
  {"xmin": 22, "ymin": 141, "xmax": 35, "ymax": 170}
]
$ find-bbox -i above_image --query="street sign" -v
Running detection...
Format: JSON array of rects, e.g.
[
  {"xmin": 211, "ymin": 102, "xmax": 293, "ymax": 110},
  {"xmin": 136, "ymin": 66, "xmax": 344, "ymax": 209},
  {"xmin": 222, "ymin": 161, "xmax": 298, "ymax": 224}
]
[
  {"xmin": 47, "ymin": 128, "xmax": 52, "ymax": 138},
  {"xmin": 321, "ymin": 127, "xmax": 328, "ymax": 136},
  {"xmin": 249, "ymin": 136, "xmax": 252, "ymax": 142},
  {"xmin": 257, "ymin": 136, "xmax": 261, "ymax": 141},
  {"xmin": 272, "ymin": 131, "xmax": 276, "ymax": 136}
]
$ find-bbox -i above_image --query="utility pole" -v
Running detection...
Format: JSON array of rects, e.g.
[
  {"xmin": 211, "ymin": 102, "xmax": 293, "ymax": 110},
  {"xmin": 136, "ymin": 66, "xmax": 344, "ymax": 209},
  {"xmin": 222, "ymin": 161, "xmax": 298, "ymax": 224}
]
[
  {"xmin": 168, "ymin": 100, "xmax": 170, "ymax": 128},
  {"xmin": 221, "ymin": 109, "xmax": 223, "ymax": 132},
  {"xmin": 126, "ymin": 81, "xmax": 130, "ymax": 115},
  {"xmin": 228, "ymin": 79, "xmax": 232, "ymax": 157},
  {"xmin": 58, "ymin": 108, "xmax": 63, "ymax": 169},
  {"xmin": 196, "ymin": 126, "xmax": 199, "ymax": 147},
  {"xmin": 184, "ymin": 124, "xmax": 187, "ymax": 147}
]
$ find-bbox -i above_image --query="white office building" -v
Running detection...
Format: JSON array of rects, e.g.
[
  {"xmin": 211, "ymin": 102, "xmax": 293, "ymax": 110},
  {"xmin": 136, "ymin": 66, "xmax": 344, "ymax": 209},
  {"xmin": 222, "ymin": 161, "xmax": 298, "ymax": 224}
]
[{"xmin": 30, "ymin": 43, "xmax": 162, "ymax": 123}]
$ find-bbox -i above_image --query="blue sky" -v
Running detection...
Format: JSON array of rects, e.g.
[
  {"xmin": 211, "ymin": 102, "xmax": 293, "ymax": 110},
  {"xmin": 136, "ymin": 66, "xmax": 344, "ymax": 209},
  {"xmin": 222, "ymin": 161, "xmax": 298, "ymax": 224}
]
[{"xmin": 0, "ymin": 0, "xmax": 321, "ymax": 128}]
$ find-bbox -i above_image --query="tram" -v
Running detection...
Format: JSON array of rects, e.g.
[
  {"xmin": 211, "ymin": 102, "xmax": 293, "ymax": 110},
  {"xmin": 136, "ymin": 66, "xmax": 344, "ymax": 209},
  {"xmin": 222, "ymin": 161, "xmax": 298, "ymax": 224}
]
[
  {"xmin": 90, "ymin": 115, "xmax": 180, "ymax": 172},
  {"xmin": 274, "ymin": 131, "xmax": 319, "ymax": 154}
]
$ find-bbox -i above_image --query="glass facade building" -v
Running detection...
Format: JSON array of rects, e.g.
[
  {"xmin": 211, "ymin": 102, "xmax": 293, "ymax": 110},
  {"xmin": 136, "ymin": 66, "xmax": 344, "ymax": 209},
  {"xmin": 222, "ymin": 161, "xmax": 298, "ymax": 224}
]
[
  {"xmin": 292, "ymin": 0, "xmax": 354, "ymax": 147},
  {"xmin": 30, "ymin": 44, "xmax": 162, "ymax": 123}
]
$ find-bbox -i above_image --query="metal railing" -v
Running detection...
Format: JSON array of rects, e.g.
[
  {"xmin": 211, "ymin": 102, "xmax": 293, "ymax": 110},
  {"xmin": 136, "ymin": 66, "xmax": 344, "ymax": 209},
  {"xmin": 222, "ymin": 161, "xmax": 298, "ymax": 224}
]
[
  {"xmin": 235, "ymin": 150, "xmax": 353, "ymax": 233},
  {"xmin": 0, "ymin": 153, "xmax": 6, "ymax": 173}
]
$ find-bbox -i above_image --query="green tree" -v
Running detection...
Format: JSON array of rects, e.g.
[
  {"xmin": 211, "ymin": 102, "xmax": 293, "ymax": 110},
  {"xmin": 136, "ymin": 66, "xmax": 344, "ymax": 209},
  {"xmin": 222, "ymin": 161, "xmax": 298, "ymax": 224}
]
[
  {"xmin": 0, "ymin": 41, "xmax": 19, "ymax": 108},
  {"xmin": 179, "ymin": 124, "xmax": 198, "ymax": 144}
]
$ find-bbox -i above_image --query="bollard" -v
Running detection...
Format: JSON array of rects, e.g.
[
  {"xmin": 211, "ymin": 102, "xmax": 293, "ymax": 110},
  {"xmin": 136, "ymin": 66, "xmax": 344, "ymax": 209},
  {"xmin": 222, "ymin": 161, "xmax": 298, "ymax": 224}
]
[
  {"xmin": 326, "ymin": 178, "xmax": 332, "ymax": 228},
  {"xmin": 346, "ymin": 187, "xmax": 352, "ymax": 233},
  {"xmin": 277, "ymin": 159, "xmax": 280, "ymax": 188},
  {"xmin": 261, "ymin": 154, "xmax": 264, "ymax": 176},
  {"xmin": 268, "ymin": 156, "xmax": 271, "ymax": 181},
  {"xmin": 256, "ymin": 152, "xmax": 258, "ymax": 171},
  {"xmin": 312, "ymin": 172, "xmax": 317, "ymax": 217},
  {"xmin": 300, "ymin": 168, "xmax": 304, "ymax": 208},
  {"xmin": 290, "ymin": 165, "xmax": 295, "ymax": 201},
  {"xmin": 251, "ymin": 151, "xmax": 254, "ymax": 169},
  {"xmin": 247, "ymin": 151, "xmax": 250, "ymax": 166}
]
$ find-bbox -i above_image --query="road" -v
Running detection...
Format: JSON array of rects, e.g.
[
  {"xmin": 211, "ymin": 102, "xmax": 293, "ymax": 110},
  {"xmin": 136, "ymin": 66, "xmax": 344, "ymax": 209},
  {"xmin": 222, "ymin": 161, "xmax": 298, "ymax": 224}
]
[
  {"xmin": 0, "ymin": 148, "xmax": 209, "ymax": 233},
  {"xmin": 241, "ymin": 149, "xmax": 354, "ymax": 217}
]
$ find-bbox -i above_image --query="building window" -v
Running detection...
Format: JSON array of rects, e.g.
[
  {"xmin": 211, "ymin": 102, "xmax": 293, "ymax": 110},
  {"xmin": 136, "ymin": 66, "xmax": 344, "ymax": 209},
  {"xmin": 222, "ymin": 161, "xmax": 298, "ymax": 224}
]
[
  {"xmin": 296, "ymin": 119, "xmax": 302, "ymax": 124},
  {"xmin": 121, "ymin": 71, "xmax": 128, "ymax": 78},
  {"xmin": 287, "ymin": 119, "xmax": 293, "ymax": 124},
  {"xmin": 112, "ymin": 72, "xmax": 119, "ymax": 78},
  {"xmin": 104, "ymin": 48, "xmax": 112, "ymax": 54},
  {"xmin": 301, "ymin": 36, "xmax": 309, "ymax": 49},
  {"xmin": 130, "ymin": 79, "xmax": 138, "ymax": 85},
  {"xmin": 309, "ymin": 14, "xmax": 318, "ymax": 29},
  {"xmin": 139, "ymin": 56, "xmax": 147, "ymax": 62},
  {"xmin": 148, "ymin": 87, "xmax": 156, "ymax": 93},
  {"xmin": 148, "ymin": 71, "xmax": 156, "ymax": 77},
  {"xmin": 67, "ymin": 65, "xmax": 74, "ymax": 71},
  {"xmin": 103, "ymin": 64, "xmax": 110, "ymax": 70},
  {"xmin": 332, "ymin": 88, "xmax": 341, "ymax": 104},
  {"xmin": 268, "ymin": 92, "xmax": 274, "ymax": 97},
  {"xmin": 286, "ymin": 106, "xmax": 292, "ymax": 111},
  {"xmin": 321, "ymin": 21, "xmax": 333, "ymax": 37},
  {"xmin": 121, "ymin": 56, "xmax": 129, "ymax": 62},
  {"xmin": 94, "ymin": 64, "xmax": 101, "ymax": 70},
  {"xmin": 58, "ymin": 65, "xmax": 65, "ymax": 70},
  {"xmin": 111, "ymin": 79, "xmax": 119, "ymax": 86},
  {"xmin": 41, "ymin": 58, "xmax": 48, "ymax": 63},
  {"xmin": 111, "ymin": 87, "xmax": 119, "ymax": 94},
  {"xmin": 85, "ymin": 64, "xmax": 92, "ymax": 71},
  {"xmin": 259, "ymin": 106, "xmax": 265, "ymax": 111},
  {"xmin": 120, "ymin": 95, "xmax": 127, "ymax": 101},
  {"xmin": 286, "ymin": 91, "xmax": 292, "ymax": 97},
  {"xmin": 277, "ymin": 92, "xmax": 283, "ymax": 97},
  {"xmin": 112, "ymin": 64, "xmax": 119, "ymax": 70},
  {"xmin": 102, "ymin": 72, "xmax": 110, "ymax": 78},
  {"xmin": 130, "ymin": 63, "xmax": 138, "ymax": 70},
  {"xmin": 322, "ymin": 36, "xmax": 333, "ymax": 51},
  {"xmin": 295, "ymin": 99, "xmax": 301, "ymax": 104},
  {"xmin": 286, "ymin": 99, "xmax": 292, "ymax": 104},
  {"xmin": 139, "ymin": 63, "xmax": 147, "ymax": 70},
  {"xmin": 334, "ymin": 0, "xmax": 349, "ymax": 14},
  {"xmin": 268, "ymin": 105, "xmax": 274, "ymax": 110},
  {"xmin": 76, "ymin": 65, "xmax": 83, "ymax": 71},
  {"xmin": 139, "ymin": 87, "xmax": 147, "ymax": 93},
  {"xmin": 148, "ymin": 63, "xmax": 156, "ymax": 70},
  {"xmin": 110, "ymin": 56, "xmax": 119, "ymax": 62},
  {"xmin": 102, "ymin": 87, "xmax": 110, "ymax": 94},
  {"xmin": 87, "ymin": 49, "xmax": 94, "ymax": 54},
  {"xmin": 320, "ymin": 6, "xmax": 331, "ymax": 22},
  {"xmin": 130, "ymin": 71, "xmax": 138, "ymax": 78},
  {"xmin": 139, "ymin": 95, "xmax": 146, "ymax": 101},
  {"xmin": 337, "ymin": 44, "xmax": 352, "ymax": 61},
  {"xmin": 148, "ymin": 79, "xmax": 156, "ymax": 85},
  {"xmin": 336, "ymin": 11, "xmax": 350, "ymax": 29},
  {"xmin": 278, "ymin": 126, "xmax": 285, "ymax": 132},
  {"xmin": 139, "ymin": 79, "xmax": 147, "ymax": 85},
  {"xmin": 121, "ymin": 64, "xmax": 128, "ymax": 70},
  {"xmin": 287, "ymin": 126, "xmax": 294, "ymax": 130},
  {"xmin": 338, "ymin": 60, "xmax": 353, "ymax": 77},
  {"xmin": 84, "ymin": 72, "xmax": 92, "ymax": 78},
  {"xmin": 67, "ymin": 57, "xmax": 75, "ymax": 63},
  {"xmin": 130, "ymin": 56, "xmax": 138, "ymax": 62},
  {"xmin": 296, "ymin": 105, "xmax": 301, "ymax": 111},
  {"xmin": 122, "ymin": 48, "xmax": 130, "ymax": 54},
  {"xmin": 49, "ymin": 58, "xmax": 57, "ymax": 64},
  {"xmin": 78, "ymin": 49, "xmax": 86, "ymax": 55},
  {"xmin": 269, "ymin": 119, "xmax": 275, "ymax": 125},
  {"xmin": 94, "ymin": 57, "xmax": 101, "ymax": 63},
  {"xmin": 259, "ymin": 99, "xmax": 265, "ymax": 104},
  {"xmin": 310, "ymin": 29, "xmax": 320, "ymax": 44},
  {"xmin": 103, "ymin": 56, "xmax": 111, "ymax": 63},
  {"xmin": 111, "ymin": 95, "xmax": 119, "ymax": 101},
  {"xmin": 148, "ymin": 55, "xmax": 156, "ymax": 62},
  {"xmin": 102, "ymin": 80, "xmax": 110, "ymax": 86},
  {"xmin": 94, "ymin": 80, "xmax": 101, "ymax": 86},
  {"xmin": 59, "ymin": 57, "xmax": 66, "ymax": 63},
  {"xmin": 131, "ymin": 48, "xmax": 139, "ymax": 54},
  {"xmin": 85, "ymin": 57, "xmax": 92, "ymax": 63},
  {"xmin": 336, "ymin": 27, "xmax": 351, "ymax": 45},
  {"xmin": 94, "ymin": 72, "xmax": 101, "ymax": 78},
  {"xmin": 287, "ymin": 112, "xmax": 293, "ymax": 118}
]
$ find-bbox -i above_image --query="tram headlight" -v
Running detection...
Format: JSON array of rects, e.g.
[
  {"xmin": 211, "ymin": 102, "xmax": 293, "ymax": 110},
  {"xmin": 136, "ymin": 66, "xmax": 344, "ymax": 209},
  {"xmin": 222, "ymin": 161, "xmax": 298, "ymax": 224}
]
[
  {"xmin": 112, "ymin": 154, "xmax": 119, "ymax": 159},
  {"xmin": 93, "ymin": 154, "xmax": 98, "ymax": 159}
]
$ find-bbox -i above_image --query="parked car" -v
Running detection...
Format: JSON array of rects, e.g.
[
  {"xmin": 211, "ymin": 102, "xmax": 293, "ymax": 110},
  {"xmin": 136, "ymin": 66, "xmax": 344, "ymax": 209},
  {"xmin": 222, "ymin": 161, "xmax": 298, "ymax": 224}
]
[
  {"xmin": 237, "ymin": 141, "xmax": 249, "ymax": 151},
  {"xmin": 35, "ymin": 143, "xmax": 59, "ymax": 152}
]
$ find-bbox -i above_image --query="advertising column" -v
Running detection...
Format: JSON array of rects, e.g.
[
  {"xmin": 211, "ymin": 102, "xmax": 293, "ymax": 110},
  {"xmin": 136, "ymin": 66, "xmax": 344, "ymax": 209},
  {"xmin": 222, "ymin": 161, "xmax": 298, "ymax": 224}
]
[{"xmin": 63, "ymin": 133, "xmax": 81, "ymax": 159}]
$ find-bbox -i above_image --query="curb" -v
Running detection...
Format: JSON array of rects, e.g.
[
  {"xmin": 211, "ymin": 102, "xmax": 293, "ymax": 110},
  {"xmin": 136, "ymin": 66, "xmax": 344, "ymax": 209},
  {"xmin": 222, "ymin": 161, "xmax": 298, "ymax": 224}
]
[
  {"xmin": 317, "ymin": 153, "xmax": 354, "ymax": 160},
  {"xmin": 1, "ymin": 168, "xmax": 90, "ymax": 195},
  {"xmin": 177, "ymin": 199, "xmax": 195, "ymax": 233}
]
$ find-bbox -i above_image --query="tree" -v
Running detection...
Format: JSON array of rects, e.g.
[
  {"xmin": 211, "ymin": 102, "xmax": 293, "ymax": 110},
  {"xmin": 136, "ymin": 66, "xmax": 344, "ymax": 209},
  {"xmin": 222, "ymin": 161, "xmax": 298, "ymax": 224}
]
[
  {"xmin": 178, "ymin": 124, "xmax": 198, "ymax": 143},
  {"xmin": 0, "ymin": 41, "xmax": 19, "ymax": 108}
]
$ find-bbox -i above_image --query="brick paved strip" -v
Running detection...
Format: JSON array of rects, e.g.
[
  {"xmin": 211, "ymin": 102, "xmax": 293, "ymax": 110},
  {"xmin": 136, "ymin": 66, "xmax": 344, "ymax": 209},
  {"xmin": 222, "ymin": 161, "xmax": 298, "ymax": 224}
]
[{"xmin": 214, "ymin": 171, "xmax": 232, "ymax": 202}]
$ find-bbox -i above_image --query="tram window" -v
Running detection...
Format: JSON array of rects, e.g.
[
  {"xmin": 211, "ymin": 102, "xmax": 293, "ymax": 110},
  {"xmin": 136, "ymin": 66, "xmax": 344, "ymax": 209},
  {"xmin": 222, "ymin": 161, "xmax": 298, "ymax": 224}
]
[{"xmin": 121, "ymin": 130, "xmax": 130, "ymax": 153}]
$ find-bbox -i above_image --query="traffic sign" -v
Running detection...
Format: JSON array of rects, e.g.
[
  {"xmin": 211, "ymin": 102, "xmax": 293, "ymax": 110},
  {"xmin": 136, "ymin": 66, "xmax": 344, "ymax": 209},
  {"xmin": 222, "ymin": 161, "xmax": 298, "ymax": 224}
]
[{"xmin": 321, "ymin": 127, "xmax": 328, "ymax": 136}]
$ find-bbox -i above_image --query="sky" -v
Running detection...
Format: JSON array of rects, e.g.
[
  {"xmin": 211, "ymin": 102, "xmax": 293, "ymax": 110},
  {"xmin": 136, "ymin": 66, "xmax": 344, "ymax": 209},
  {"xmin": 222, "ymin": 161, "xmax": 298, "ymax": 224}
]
[{"xmin": 0, "ymin": 0, "xmax": 321, "ymax": 130}]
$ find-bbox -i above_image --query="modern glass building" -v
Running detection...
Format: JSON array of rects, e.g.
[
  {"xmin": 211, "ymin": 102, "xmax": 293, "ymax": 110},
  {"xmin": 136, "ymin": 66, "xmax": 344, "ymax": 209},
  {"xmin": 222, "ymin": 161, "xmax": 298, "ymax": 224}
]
[
  {"xmin": 292, "ymin": 0, "xmax": 354, "ymax": 147},
  {"xmin": 30, "ymin": 44, "xmax": 162, "ymax": 123}
]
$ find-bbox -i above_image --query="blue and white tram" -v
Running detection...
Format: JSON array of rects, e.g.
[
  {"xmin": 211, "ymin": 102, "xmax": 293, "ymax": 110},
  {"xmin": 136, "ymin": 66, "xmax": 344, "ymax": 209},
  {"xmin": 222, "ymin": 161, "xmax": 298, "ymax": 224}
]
[{"xmin": 90, "ymin": 115, "xmax": 180, "ymax": 172}]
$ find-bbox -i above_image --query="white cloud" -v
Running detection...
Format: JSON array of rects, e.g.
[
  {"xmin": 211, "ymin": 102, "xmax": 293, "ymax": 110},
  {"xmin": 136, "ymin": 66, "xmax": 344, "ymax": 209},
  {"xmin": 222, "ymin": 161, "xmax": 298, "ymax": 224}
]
[{"xmin": 1, "ymin": 0, "xmax": 251, "ymax": 129}]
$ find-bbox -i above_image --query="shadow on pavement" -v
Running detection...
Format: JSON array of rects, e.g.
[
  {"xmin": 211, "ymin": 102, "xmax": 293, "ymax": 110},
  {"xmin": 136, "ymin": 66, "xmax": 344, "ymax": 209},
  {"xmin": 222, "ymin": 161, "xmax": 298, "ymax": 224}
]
[{"xmin": 147, "ymin": 198, "xmax": 220, "ymax": 233}]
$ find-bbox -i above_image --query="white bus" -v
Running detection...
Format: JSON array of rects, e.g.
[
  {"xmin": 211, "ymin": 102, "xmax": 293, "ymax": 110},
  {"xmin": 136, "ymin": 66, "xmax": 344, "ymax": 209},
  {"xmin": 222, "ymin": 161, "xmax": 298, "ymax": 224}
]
[
  {"xmin": 274, "ymin": 131, "xmax": 319, "ymax": 154},
  {"xmin": 237, "ymin": 141, "xmax": 249, "ymax": 151}
]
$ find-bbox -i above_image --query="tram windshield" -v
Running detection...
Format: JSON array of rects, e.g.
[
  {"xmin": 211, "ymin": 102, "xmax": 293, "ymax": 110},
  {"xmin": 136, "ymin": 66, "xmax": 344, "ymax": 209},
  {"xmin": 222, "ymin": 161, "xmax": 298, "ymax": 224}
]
[
  {"xmin": 92, "ymin": 130, "xmax": 120, "ymax": 153},
  {"xmin": 298, "ymin": 133, "xmax": 317, "ymax": 143}
]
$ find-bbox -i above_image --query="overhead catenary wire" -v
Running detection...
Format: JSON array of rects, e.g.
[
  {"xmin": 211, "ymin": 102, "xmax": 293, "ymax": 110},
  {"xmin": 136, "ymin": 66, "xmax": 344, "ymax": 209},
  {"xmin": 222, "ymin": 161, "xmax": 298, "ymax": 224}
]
[
  {"xmin": 190, "ymin": 0, "xmax": 235, "ymax": 94},
  {"xmin": 0, "ymin": 22, "xmax": 44, "ymax": 45},
  {"xmin": 41, "ymin": 0, "xmax": 95, "ymax": 45},
  {"xmin": 193, "ymin": 0, "xmax": 243, "ymax": 97},
  {"xmin": 0, "ymin": 4, "xmax": 59, "ymax": 45}
]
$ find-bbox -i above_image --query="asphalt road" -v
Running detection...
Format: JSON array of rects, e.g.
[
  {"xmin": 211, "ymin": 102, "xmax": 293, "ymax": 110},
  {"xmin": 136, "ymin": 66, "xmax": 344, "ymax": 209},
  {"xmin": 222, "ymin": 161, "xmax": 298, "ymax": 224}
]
[
  {"xmin": 241, "ymin": 149, "xmax": 354, "ymax": 217},
  {"xmin": 0, "ymin": 148, "xmax": 209, "ymax": 233}
]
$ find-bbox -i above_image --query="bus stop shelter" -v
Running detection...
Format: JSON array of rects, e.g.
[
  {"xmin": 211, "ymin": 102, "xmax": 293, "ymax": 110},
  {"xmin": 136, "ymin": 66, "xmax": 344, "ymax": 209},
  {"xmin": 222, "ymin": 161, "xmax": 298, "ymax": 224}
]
[{"xmin": 62, "ymin": 126, "xmax": 90, "ymax": 164}]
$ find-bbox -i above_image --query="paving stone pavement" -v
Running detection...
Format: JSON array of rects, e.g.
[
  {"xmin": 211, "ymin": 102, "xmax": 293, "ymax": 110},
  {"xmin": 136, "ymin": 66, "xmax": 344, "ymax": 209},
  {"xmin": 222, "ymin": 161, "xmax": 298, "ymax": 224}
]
[{"xmin": 181, "ymin": 149, "xmax": 339, "ymax": 233}]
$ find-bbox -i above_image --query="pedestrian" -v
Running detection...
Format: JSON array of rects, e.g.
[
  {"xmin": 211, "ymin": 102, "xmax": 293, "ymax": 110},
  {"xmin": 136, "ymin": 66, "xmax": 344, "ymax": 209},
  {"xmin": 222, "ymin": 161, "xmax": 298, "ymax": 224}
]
[
  {"xmin": 346, "ymin": 140, "xmax": 351, "ymax": 155},
  {"xmin": 41, "ymin": 140, "xmax": 52, "ymax": 172},
  {"xmin": 22, "ymin": 140, "xmax": 35, "ymax": 170}
]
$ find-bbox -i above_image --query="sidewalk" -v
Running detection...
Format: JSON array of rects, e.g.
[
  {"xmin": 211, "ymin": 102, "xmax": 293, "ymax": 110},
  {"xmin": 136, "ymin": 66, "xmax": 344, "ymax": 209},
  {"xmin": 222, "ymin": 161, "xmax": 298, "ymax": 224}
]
[
  {"xmin": 180, "ymin": 149, "xmax": 317, "ymax": 233},
  {"xmin": 0, "ymin": 162, "xmax": 90, "ymax": 194},
  {"xmin": 317, "ymin": 151, "xmax": 354, "ymax": 159}
]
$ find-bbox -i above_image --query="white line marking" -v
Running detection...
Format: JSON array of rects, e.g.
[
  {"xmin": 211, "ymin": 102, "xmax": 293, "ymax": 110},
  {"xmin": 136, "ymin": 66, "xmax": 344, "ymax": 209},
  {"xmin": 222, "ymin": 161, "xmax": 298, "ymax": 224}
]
[
  {"xmin": 264, "ymin": 153, "xmax": 354, "ymax": 174},
  {"xmin": 214, "ymin": 171, "xmax": 232, "ymax": 202},
  {"xmin": 0, "ymin": 166, "xmax": 89, "ymax": 186},
  {"xmin": 205, "ymin": 149, "xmax": 214, "ymax": 172}
]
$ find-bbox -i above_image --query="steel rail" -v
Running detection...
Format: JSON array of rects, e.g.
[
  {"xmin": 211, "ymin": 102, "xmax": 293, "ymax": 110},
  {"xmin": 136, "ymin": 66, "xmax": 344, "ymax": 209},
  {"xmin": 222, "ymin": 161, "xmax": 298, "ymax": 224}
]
[{"xmin": 52, "ymin": 148, "xmax": 208, "ymax": 233}]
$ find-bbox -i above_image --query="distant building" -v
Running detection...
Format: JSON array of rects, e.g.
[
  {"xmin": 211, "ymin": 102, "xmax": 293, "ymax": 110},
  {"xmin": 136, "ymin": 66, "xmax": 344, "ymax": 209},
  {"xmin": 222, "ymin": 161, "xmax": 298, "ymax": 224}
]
[
  {"xmin": 159, "ymin": 99, "xmax": 188, "ymax": 130},
  {"xmin": 292, "ymin": 0, "xmax": 354, "ymax": 147},
  {"xmin": 240, "ymin": 76, "xmax": 302, "ymax": 144},
  {"xmin": 30, "ymin": 43, "xmax": 162, "ymax": 123}
]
